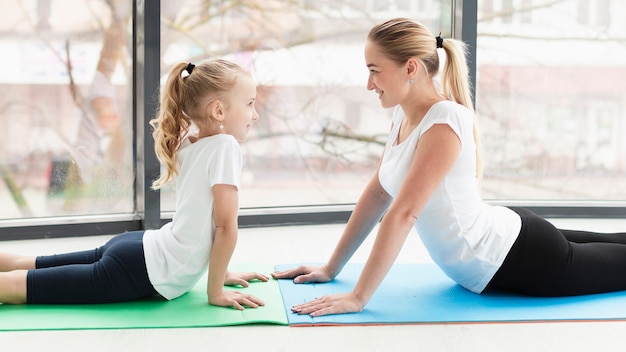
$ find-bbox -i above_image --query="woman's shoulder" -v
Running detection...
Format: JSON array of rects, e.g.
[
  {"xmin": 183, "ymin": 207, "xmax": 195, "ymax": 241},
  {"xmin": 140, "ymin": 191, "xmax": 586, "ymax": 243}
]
[
  {"xmin": 427, "ymin": 100, "xmax": 473, "ymax": 125},
  {"xmin": 431, "ymin": 100, "xmax": 472, "ymax": 115}
]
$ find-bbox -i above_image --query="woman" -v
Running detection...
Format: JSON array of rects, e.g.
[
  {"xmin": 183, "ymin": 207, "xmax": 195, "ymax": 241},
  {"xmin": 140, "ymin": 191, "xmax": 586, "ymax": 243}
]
[{"xmin": 273, "ymin": 18, "xmax": 626, "ymax": 317}]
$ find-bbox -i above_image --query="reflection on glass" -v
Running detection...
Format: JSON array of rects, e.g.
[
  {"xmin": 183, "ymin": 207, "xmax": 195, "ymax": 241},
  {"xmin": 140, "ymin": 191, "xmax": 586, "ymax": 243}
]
[
  {"xmin": 160, "ymin": 0, "xmax": 448, "ymax": 210},
  {"xmin": 477, "ymin": 0, "xmax": 626, "ymax": 201},
  {"xmin": 0, "ymin": 0, "xmax": 133, "ymax": 219}
]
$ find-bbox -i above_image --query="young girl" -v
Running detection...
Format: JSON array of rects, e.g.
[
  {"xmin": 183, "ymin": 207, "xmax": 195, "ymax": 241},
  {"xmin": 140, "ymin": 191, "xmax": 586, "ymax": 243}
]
[
  {"xmin": 273, "ymin": 18, "xmax": 626, "ymax": 316},
  {"xmin": 0, "ymin": 59, "xmax": 267, "ymax": 310}
]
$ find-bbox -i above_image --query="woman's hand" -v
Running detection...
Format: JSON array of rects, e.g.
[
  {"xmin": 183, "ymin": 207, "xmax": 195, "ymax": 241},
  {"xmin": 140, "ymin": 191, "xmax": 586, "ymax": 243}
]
[
  {"xmin": 271, "ymin": 265, "xmax": 334, "ymax": 284},
  {"xmin": 208, "ymin": 290, "xmax": 265, "ymax": 310},
  {"xmin": 224, "ymin": 271, "xmax": 269, "ymax": 287},
  {"xmin": 291, "ymin": 292, "xmax": 363, "ymax": 317}
]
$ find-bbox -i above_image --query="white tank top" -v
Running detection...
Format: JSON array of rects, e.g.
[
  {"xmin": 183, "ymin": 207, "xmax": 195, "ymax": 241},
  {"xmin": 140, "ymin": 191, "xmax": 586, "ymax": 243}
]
[{"xmin": 378, "ymin": 101, "xmax": 521, "ymax": 293}]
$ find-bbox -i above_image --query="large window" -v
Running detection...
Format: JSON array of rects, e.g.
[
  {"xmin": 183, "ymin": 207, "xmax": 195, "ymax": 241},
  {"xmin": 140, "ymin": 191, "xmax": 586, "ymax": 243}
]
[
  {"xmin": 3, "ymin": 1, "xmax": 624, "ymax": 239},
  {"xmin": 476, "ymin": 0, "xmax": 626, "ymax": 203},
  {"xmin": 159, "ymin": 0, "xmax": 451, "ymax": 211},
  {"xmin": 0, "ymin": 0, "xmax": 134, "ymax": 221}
]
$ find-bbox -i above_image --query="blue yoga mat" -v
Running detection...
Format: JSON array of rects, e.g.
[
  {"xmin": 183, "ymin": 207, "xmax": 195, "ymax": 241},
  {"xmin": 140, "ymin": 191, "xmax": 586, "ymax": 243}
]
[{"xmin": 275, "ymin": 263, "xmax": 626, "ymax": 326}]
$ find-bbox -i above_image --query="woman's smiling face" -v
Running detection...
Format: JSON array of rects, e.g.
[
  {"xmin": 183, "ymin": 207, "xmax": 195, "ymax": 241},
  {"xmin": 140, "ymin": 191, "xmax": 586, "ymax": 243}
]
[{"xmin": 364, "ymin": 40, "xmax": 409, "ymax": 109}]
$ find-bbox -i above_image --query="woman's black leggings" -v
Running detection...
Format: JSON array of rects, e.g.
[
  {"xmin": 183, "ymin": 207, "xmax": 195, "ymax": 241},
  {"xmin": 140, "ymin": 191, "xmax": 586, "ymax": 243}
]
[
  {"xmin": 488, "ymin": 207, "xmax": 626, "ymax": 296},
  {"xmin": 26, "ymin": 231, "xmax": 157, "ymax": 304}
]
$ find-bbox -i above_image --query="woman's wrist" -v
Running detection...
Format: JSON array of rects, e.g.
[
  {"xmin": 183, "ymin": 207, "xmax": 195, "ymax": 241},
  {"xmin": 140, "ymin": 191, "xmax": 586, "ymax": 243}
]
[
  {"xmin": 323, "ymin": 263, "xmax": 340, "ymax": 279},
  {"xmin": 350, "ymin": 290, "xmax": 367, "ymax": 312}
]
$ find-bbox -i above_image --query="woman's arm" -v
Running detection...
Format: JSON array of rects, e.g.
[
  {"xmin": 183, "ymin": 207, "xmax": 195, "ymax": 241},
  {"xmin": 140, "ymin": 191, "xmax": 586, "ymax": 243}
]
[
  {"xmin": 325, "ymin": 171, "xmax": 393, "ymax": 278},
  {"xmin": 272, "ymin": 168, "xmax": 393, "ymax": 283},
  {"xmin": 293, "ymin": 124, "xmax": 461, "ymax": 316}
]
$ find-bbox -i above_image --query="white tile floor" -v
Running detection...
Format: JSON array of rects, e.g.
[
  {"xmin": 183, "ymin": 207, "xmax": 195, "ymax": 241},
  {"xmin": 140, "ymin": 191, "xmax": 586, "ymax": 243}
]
[{"xmin": 3, "ymin": 219, "xmax": 626, "ymax": 352}]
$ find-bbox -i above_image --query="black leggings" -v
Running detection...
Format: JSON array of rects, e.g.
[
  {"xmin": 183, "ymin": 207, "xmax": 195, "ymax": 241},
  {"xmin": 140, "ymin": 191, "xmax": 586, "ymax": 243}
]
[
  {"xmin": 26, "ymin": 231, "xmax": 158, "ymax": 304},
  {"xmin": 488, "ymin": 208, "xmax": 626, "ymax": 296}
]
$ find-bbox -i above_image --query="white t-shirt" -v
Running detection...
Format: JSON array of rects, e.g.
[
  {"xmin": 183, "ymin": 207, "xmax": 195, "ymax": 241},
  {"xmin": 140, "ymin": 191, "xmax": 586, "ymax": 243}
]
[
  {"xmin": 378, "ymin": 101, "xmax": 521, "ymax": 293},
  {"xmin": 143, "ymin": 134, "xmax": 242, "ymax": 300}
]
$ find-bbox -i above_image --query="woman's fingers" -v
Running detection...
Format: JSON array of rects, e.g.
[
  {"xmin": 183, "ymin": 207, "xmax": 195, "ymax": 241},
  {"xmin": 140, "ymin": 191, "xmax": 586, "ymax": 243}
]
[
  {"xmin": 271, "ymin": 266, "xmax": 311, "ymax": 279},
  {"xmin": 272, "ymin": 265, "xmax": 332, "ymax": 284},
  {"xmin": 292, "ymin": 299, "xmax": 334, "ymax": 316},
  {"xmin": 290, "ymin": 293, "xmax": 362, "ymax": 317}
]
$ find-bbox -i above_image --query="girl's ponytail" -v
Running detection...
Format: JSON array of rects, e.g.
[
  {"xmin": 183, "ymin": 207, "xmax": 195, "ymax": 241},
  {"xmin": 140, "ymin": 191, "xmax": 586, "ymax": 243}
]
[{"xmin": 150, "ymin": 63, "xmax": 192, "ymax": 189}]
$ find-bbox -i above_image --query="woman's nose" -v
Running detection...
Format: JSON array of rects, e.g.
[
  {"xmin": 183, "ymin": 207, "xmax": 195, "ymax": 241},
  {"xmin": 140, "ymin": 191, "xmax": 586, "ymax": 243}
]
[{"xmin": 366, "ymin": 77, "xmax": 375, "ymax": 91}]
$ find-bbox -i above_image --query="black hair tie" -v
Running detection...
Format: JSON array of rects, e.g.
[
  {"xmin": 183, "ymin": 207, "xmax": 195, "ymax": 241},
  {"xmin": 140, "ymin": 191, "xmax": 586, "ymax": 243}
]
[
  {"xmin": 436, "ymin": 33, "xmax": 444, "ymax": 49},
  {"xmin": 185, "ymin": 62, "xmax": 195, "ymax": 74}
]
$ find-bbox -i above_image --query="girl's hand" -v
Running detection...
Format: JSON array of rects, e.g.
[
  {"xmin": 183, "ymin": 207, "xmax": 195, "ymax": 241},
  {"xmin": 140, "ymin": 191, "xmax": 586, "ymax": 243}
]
[
  {"xmin": 291, "ymin": 292, "xmax": 363, "ymax": 317},
  {"xmin": 208, "ymin": 290, "xmax": 265, "ymax": 310},
  {"xmin": 224, "ymin": 271, "xmax": 269, "ymax": 287},
  {"xmin": 271, "ymin": 265, "xmax": 333, "ymax": 284}
]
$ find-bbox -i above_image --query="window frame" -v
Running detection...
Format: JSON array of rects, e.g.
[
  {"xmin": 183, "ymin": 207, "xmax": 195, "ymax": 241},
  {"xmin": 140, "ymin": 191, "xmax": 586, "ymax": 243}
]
[{"xmin": 1, "ymin": 0, "xmax": 624, "ymax": 241}]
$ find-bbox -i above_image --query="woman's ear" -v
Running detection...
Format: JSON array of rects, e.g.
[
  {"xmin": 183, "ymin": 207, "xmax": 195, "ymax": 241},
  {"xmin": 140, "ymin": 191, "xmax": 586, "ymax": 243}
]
[{"xmin": 406, "ymin": 58, "xmax": 419, "ymax": 78}]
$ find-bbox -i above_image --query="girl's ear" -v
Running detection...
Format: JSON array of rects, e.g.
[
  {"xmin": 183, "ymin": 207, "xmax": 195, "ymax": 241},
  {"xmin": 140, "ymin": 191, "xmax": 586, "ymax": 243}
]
[{"xmin": 207, "ymin": 100, "xmax": 225, "ymax": 124}]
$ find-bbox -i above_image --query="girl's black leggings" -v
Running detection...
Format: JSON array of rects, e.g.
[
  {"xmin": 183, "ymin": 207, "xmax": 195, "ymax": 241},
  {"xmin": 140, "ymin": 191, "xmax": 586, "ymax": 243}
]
[
  {"xmin": 26, "ymin": 231, "xmax": 157, "ymax": 304},
  {"xmin": 488, "ymin": 207, "xmax": 626, "ymax": 296}
]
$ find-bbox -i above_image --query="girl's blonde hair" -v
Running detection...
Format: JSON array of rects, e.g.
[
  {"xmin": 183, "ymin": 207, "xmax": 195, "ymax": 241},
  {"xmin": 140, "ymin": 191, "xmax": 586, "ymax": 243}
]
[
  {"xmin": 368, "ymin": 18, "xmax": 483, "ymax": 177},
  {"xmin": 150, "ymin": 59, "xmax": 249, "ymax": 189}
]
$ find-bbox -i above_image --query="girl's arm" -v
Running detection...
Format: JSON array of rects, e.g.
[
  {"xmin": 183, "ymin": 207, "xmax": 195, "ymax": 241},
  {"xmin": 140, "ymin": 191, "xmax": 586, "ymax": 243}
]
[
  {"xmin": 293, "ymin": 124, "xmax": 461, "ymax": 316},
  {"xmin": 207, "ymin": 184, "xmax": 264, "ymax": 310}
]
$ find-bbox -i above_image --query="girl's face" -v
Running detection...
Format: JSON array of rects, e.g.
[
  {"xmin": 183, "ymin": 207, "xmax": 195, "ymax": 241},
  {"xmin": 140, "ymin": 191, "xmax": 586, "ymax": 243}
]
[
  {"xmin": 222, "ymin": 74, "xmax": 259, "ymax": 142},
  {"xmin": 364, "ymin": 40, "xmax": 410, "ymax": 108}
]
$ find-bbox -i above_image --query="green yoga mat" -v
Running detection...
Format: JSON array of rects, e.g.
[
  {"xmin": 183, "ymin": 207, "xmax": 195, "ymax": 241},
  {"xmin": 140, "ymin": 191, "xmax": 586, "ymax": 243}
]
[{"xmin": 0, "ymin": 264, "xmax": 287, "ymax": 331}]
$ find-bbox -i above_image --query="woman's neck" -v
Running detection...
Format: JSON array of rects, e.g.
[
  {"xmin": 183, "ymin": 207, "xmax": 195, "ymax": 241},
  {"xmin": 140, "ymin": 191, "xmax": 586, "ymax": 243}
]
[{"xmin": 401, "ymin": 93, "xmax": 443, "ymax": 126}]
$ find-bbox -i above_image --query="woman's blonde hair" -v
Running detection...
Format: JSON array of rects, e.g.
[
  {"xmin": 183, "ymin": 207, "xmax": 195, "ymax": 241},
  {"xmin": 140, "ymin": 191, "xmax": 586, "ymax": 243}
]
[
  {"xmin": 150, "ymin": 59, "xmax": 248, "ymax": 189},
  {"xmin": 368, "ymin": 18, "xmax": 483, "ymax": 177}
]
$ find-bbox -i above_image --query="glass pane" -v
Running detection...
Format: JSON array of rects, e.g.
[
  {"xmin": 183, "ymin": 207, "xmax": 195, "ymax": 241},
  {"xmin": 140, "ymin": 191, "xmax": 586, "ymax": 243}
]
[
  {"xmin": 160, "ymin": 0, "xmax": 451, "ymax": 210},
  {"xmin": 476, "ymin": 0, "xmax": 626, "ymax": 202},
  {"xmin": 0, "ymin": 0, "xmax": 134, "ymax": 220}
]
